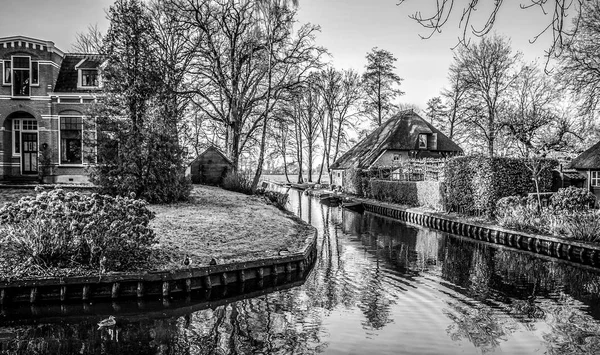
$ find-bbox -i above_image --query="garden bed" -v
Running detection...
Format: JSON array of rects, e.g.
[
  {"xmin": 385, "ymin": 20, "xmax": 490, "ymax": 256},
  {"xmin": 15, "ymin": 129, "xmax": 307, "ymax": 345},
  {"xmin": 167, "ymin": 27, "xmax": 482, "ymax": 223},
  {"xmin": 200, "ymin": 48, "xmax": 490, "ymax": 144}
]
[{"xmin": 0, "ymin": 185, "xmax": 313, "ymax": 280}]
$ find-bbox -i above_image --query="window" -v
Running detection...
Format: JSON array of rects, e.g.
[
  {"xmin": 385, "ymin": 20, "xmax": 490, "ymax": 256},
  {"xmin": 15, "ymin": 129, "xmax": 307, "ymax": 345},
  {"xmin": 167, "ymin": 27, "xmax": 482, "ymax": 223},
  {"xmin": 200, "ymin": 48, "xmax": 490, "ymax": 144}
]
[
  {"xmin": 12, "ymin": 119, "xmax": 37, "ymax": 156},
  {"xmin": 12, "ymin": 56, "xmax": 30, "ymax": 97},
  {"xmin": 592, "ymin": 171, "xmax": 600, "ymax": 187},
  {"xmin": 393, "ymin": 154, "xmax": 400, "ymax": 161},
  {"xmin": 418, "ymin": 134, "xmax": 427, "ymax": 149},
  {"xmin": 31, "ymin": 61, "xmax": 39, "ymax": 86},
  {"xmin": 60, "ymin": 117, "xmax": 83, "ymax": 164},
  {"xmin": 12, "ymin": 120, "xmax": 20, "ymax": 156},
  {"xmin": 81, "ymin": 69, "xmax": 98, "ymax": 87},
  {"xmin": 2, "ymin": 60, "xmax": 10, "ymax": 85}
]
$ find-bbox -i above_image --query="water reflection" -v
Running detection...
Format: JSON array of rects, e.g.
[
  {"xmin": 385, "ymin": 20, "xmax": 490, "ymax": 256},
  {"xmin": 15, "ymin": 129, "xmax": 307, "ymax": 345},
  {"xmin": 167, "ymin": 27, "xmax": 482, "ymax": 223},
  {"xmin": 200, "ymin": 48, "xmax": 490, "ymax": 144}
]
[{"xmin": 2, "ymin": 189, "xmax": 600, "ymax": 354}]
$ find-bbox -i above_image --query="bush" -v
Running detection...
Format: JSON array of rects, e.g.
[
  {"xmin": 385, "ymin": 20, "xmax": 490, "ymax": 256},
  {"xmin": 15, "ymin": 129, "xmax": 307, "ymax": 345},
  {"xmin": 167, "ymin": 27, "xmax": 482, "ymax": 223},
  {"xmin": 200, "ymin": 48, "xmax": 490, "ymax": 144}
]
[
  {"xmin": 550, "ymin": 186, "xmax": 596, "ymax": 211},
  {"xmin": 370, "ymin": 180, "xmax": 419, "ymax": 206},
  {"xmin": 0, "ymin": 188, "xmax": 156, "ymax": 273},
  {"xmin": 562, "ymin": 211, "xmax": 600, "ymax": 243},
  {"xmin": 444, "ymin": 156, "xmax": 557, "ymax": 215},
  {"xmin": 222, "ymin": 170, "xmax": 253, "ymax": 194}
]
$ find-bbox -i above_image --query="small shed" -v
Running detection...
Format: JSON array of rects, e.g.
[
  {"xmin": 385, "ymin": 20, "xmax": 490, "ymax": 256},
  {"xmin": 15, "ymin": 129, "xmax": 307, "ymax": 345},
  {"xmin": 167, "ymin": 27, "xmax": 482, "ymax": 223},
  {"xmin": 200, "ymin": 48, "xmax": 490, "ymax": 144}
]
[{"xmin": 190, "ymin": 146, "xmax": 233, "ymax": 185}]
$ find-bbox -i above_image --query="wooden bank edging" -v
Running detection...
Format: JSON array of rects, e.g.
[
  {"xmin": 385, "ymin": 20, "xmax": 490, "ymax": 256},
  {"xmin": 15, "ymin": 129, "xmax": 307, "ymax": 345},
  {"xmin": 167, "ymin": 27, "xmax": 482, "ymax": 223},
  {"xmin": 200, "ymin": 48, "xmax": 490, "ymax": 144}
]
[
  {"xmin": 0, "ymin": 229, "xmax": 318, "ymax": 305},
  {"xmin": 362, "ymin": 201, "xmax": 600, "ymax": 268}
]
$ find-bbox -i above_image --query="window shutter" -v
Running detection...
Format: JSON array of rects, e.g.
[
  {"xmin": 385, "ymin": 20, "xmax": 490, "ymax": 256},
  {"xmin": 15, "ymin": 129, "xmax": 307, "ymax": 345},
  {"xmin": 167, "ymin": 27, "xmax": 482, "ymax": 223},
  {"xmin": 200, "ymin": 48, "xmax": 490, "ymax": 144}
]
[{"xmin": 428, "ymin": 133, "xmax": 438, "ymax": 150}]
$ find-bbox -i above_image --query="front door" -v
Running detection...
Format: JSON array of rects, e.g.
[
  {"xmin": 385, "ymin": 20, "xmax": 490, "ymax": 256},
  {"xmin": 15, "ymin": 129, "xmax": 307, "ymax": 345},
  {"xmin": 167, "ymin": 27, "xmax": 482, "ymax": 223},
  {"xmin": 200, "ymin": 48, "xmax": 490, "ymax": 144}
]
[{"xmin": 21, "ymin": 132, "xmax": 38, "ymax": 174}]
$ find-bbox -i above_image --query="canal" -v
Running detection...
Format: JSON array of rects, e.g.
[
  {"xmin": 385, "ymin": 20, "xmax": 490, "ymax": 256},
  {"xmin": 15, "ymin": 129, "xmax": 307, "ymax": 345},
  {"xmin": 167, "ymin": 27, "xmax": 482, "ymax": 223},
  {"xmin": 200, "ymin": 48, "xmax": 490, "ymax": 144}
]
[{"xmin": 2, "ymin": 188, "xmax": 600, "ymax": 354}]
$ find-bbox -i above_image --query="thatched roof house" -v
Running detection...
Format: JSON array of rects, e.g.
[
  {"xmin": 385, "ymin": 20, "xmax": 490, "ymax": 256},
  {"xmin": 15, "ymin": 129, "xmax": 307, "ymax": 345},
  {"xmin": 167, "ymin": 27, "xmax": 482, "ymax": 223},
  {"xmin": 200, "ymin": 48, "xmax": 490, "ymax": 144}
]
[
  {"xmin": 568, "ymin": 141, "xmax": 600, "ymax": 199},
  {"xmin": 332, "ymin": 111, "xmax": 462, "ymax": 169},
  {"xmin": 330, "ymin": 110, "xmax": 462, "ymax": 188}
]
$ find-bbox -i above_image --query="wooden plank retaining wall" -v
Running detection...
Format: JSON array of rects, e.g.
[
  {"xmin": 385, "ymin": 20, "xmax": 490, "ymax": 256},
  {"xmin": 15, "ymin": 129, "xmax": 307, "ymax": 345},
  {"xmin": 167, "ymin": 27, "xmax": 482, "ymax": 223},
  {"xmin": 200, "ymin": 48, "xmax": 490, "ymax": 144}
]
[
  {"xmin": 363, "ymin": 202, "xmax": 600, "ymax": 268},
  {"xmin": 0, "ymin": 230, "xmax": 318, "ymax": 305}
]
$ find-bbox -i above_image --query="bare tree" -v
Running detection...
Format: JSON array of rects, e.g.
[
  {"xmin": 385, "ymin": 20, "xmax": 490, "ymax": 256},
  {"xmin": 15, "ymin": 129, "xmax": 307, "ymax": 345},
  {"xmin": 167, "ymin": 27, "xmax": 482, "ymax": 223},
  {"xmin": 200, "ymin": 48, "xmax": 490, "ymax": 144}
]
[
  {"xmin": 504, "ymin": 64, "xmax": 581, "ymax": 205},
  {"xmin": 425, "ymin": 96, "xmax": 446, "ymax": 126},
  {"xmin": 453, "ymin": 35, "xmax": 522, "ymax": 157},
  {"xmin": 559, "ymin": 0, "xmax": 600, "ymax": 116},
  {"xmin": 396, "ymin": 0, "xmax": 584, "ymax": 60},
  {"xmin": 441, "ymin": 64, "xmax": 468, "ymax": 141},
  {"xmin": 72, "ymin": 24, "xmax": 104, "ymax": 53}
]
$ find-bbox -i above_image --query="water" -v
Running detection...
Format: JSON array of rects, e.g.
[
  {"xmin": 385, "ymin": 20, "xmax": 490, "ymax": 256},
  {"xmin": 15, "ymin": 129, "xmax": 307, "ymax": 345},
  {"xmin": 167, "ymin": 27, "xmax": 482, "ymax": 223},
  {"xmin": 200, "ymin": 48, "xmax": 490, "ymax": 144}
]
[{"xmin": 2, "ymin": 189, "xmax": 600, "ymax": 354}]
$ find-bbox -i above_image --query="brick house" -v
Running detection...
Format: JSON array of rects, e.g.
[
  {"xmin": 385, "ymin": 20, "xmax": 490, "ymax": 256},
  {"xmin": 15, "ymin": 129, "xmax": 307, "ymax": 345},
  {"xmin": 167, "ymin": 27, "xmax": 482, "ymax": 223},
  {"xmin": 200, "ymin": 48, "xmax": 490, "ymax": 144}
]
[{"xmin": 0, "ymin": 35, "xmax": 102, "ymax": 184}]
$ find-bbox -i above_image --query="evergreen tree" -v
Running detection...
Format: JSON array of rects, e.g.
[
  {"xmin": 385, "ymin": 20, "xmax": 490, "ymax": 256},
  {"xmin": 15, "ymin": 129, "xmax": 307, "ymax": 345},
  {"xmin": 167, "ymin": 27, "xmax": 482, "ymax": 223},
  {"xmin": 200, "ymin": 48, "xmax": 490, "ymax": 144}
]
[{"xmin": 362, "ymin": 48, "xmax": 404, "ymax": 126}]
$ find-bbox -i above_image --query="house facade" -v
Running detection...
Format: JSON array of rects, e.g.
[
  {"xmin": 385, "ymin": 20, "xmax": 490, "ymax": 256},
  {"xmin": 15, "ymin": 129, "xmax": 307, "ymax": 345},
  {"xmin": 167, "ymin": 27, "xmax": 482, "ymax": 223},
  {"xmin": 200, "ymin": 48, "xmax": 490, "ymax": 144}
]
[
  {"xmin": 0, "ymin": 35, "xmax": 101, "ymax": 184},
  {"xmin": 330, "ymin": 110, "xmax": 463, "ymax": 187},
  {"xmin": 568, "ymin": 140, "xmax": 600, "ymax": 200}
]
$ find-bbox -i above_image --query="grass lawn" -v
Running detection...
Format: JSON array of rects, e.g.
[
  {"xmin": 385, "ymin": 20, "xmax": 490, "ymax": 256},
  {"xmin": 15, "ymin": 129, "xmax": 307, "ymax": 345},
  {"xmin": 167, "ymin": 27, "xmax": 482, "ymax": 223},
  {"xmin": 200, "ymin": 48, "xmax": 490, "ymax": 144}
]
[
  {"xmin": 149, "ymin": 185, "xmax": 312, "ymax": 270},
  {"xmin": 0, "ymin": 185, "xmax": 313, "ymax": 278}
]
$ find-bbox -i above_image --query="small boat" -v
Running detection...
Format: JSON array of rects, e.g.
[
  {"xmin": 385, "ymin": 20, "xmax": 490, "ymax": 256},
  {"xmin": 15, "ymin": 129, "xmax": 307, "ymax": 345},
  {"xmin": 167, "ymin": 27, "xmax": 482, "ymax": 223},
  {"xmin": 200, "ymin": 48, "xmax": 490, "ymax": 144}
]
[
  {"xmin": 320, "ymin": 195, "xmax": 342, "ymax": 205},
  {"xmin": 342, "ymin": 201, "xmax": 364, "ymax": 213}
]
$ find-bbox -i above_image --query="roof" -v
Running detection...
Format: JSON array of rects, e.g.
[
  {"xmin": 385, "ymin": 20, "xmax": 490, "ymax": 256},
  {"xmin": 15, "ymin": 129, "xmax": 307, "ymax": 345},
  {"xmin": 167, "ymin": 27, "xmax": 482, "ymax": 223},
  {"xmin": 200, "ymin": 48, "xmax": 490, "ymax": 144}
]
[
  {"xmin": 194, "ymin": 146, "xmax": 233, "ymax": 165},
  {"xmin": 0, "ymin": 35, "xmax": 64, "ymax": 57},
  {"xmin": 330, "ymin": 111, "xmax": 463, "ymax": 170},
  {"xmin": 54, "ymin": 54, "xmax": 103, "ymax": 92},
  {"xmin": 568, "ymin": 140, "xmax": 600, "ymax": 170},
  {"xmin": 563, "ymin": 171, "xmax": 586, "ymax": 180}
]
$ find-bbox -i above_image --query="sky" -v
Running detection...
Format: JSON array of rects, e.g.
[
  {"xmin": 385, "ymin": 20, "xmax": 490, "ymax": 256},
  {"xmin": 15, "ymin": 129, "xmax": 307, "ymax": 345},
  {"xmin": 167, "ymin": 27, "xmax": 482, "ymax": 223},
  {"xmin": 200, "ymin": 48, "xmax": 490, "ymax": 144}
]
[{"xmin": 0, "ymin": 0, "xmax": 570, "ymax": 109}]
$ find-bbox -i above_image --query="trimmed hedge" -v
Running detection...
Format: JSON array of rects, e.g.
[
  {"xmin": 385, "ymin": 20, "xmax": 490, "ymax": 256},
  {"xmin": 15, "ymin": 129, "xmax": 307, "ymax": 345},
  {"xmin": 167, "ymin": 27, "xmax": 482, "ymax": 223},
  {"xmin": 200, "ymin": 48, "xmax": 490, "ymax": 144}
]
[
  {"xmin": 444, "ymin": 156, "xmax": 557, "ymax": 215},
  {"xmin": 369, "ymin": 180, "xmax": 445, "ymax": 210}
]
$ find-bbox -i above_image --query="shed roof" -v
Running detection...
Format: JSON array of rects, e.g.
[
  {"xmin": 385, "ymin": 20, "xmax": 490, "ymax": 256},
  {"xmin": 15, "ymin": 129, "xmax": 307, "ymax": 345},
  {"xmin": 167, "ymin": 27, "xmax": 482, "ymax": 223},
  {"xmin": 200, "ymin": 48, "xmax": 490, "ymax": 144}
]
[
  {"xmin": 193, "ymin": 146, "xmax": 233, "ymax": 165},
  {"xmin": 330, "ymin": 111, "xmax": 463, "ymax": 170},
  {"xmin": 568, "ymin": 140, "xmax": 600, "ymax": 170},
  {"xmin": 54, "ymin": 54, "xmax": 103, "ymax": 92}
]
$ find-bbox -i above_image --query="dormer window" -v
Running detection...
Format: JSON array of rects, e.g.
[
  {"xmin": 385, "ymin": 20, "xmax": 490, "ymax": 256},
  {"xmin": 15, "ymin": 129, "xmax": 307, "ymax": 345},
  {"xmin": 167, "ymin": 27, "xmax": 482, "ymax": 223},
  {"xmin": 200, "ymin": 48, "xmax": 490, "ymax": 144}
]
[
  {"xmin": 75, "ymin": 57, "xmax": 101, "ymax": 89},
  {"xmin": 418, "ymin": 134, "xmax": 427, "ymax": 149},
  {"xmin": 81, "ymin": 69, "xmax": 98, "ymax": 87}
]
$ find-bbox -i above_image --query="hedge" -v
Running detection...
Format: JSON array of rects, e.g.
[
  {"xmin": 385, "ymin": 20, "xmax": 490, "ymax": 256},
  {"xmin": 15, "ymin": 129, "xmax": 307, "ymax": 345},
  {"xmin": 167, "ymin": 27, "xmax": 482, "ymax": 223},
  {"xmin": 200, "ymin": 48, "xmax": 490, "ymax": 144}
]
[
  {"xmin": 444, "ymin": 156, "xmax": 557, "ymax": 215},
  {"xmin": 369, "ymin": 180, "xmax": 445, "ymax": 210}
]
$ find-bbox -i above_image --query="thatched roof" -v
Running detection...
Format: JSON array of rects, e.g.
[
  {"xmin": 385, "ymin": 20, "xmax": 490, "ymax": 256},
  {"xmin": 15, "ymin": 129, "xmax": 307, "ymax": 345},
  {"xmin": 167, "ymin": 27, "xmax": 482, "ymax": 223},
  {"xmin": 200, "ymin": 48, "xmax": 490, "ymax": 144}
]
[
  {"xmin": 569, "ymin": 140, "xmax": 600, "ymax": 170},
  {"xmin": 330, "ymin": 111, "xmax": 463, "ymax": 170}
]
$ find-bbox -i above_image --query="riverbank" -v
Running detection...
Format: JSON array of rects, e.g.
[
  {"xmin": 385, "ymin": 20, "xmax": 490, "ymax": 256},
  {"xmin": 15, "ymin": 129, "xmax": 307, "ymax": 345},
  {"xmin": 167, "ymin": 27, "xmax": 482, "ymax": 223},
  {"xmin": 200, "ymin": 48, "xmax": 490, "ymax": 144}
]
[{"xmin": 0, "ymin": 185, "xmax": 315, "ymax": 280}]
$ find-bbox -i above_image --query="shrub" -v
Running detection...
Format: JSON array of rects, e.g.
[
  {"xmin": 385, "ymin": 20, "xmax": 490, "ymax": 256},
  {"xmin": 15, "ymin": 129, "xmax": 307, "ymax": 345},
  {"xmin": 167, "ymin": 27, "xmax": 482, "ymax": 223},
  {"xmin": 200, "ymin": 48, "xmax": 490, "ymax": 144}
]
[
  {"xmin": 415, "ymin": 181, "xmax": 445, "ymax": 210},
  {"xmin": 222, "ymin": 170, "xmax": 254, "ymax": 194},
  {"xmin": 0, "ymin": 188, "xmax": 156, "ymax": 273},
  {"xmin": 444, "ymin": 156, "xmax": 557, "ymax": 215},
  {"xmin": 370, "ymin": 180, "xmax": 419, "ymax": 206},
  {"xmin": 562, "ymin": 211, "xmax": 600, "ymax": 243},
  {"xmin": 550, "ymin": 186, "xmax": 596, "ymax": 211}
]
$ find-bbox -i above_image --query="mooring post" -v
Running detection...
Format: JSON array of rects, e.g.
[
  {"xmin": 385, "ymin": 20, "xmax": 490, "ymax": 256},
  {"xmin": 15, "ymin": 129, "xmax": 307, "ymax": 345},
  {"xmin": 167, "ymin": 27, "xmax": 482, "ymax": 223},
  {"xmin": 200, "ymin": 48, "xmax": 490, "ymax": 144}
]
[
  {"xmin": 204, "ymin": 275, "xmax": 212, "ymax": 289},
  {"xmin": 111, "ymin": 283, "xmax": 120, "ymax": 299},
  {"xmin": 162, "ymin": 281, "xmax": 170, "ymax": 298},
  {"xmin": 60, "ymin": 286, "xmax": 67, "ymax": 302},
  {"xmin": 185, "ymin": 278, "xmax": 192, "ymax": 293},
  {"xmin": 257, "ymin": 267, "xmax": 264, "ymax": 279},
  {"xmin": 220, "ymin": 272, "xmax": 228, "ymax": 286},
  {"xmin": 82, "ymin": 285, "xmax": 91, "ymax": 301},
  {"xmin": 30, "ymin": 287, "xmax": 38, "ymax": 304},
  {"xmin": 137, "ymin": 282, "xmax": 144, "ymax": 298},
  {"xmin": 238, "ymin": 270, "xmax": 246, "ymax": 283},
  {"xmin": 0, "ymin": 289, "xmax": 6, "ymax": 305}
]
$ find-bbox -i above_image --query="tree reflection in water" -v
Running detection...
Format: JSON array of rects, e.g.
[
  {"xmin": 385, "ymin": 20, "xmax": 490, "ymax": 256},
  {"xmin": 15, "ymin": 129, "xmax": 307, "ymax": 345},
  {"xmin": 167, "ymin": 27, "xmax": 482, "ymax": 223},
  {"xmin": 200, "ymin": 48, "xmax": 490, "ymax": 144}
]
[{"xmin": 3, "ymin": 195, "xmax": 600, "ymax": 354}]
